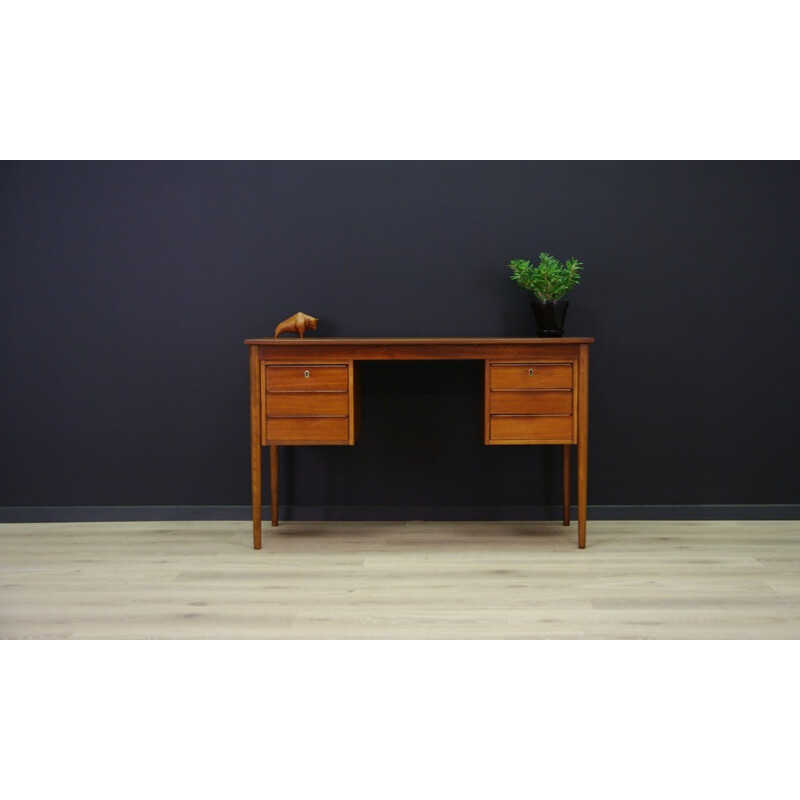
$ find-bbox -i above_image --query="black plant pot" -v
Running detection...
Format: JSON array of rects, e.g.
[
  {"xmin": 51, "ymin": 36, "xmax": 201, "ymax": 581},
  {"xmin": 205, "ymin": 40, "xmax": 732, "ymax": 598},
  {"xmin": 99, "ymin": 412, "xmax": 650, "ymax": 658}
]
[{"xmin": 531, "ymin": 301, "xmax": 569, "ymax": 337}]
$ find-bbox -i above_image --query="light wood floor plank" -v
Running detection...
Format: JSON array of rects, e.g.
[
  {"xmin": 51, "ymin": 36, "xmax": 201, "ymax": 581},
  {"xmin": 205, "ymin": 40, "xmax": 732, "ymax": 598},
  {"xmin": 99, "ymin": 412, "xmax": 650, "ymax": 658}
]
[{"xmin": 2, "ymin": 520, "xmax": 800, "ymax": 639}]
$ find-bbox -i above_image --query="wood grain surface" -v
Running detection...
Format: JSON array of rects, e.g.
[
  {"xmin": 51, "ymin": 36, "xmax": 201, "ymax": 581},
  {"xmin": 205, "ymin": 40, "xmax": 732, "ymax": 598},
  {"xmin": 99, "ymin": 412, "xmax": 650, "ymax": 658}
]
[
  {"xmin": 266, "ymin": 416, "xmax": 350, "ymax": 443},
  {"xmin": 266, "ymin": 365, "xmax": 349, "ymax": 392},
  {"xmin": 489, "ymin": 390, "xmax": 572, "ymax": 415},
  {"xmin": 490, "ymin": 364, "xmax": 573, "ymax": 390},
  {"xmin": 489, "ymin": 415, "xmax": 573, "ymax": 442},
  {"xmin": 266, "ymin": 392, "xmax": 349, "ymax": 416}
]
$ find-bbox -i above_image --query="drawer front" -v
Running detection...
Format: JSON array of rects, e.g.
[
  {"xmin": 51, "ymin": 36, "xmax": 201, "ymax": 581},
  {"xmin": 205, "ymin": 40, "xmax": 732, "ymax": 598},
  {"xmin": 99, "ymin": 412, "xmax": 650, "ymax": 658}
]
[
  {"xmin": 490, "ymin": 363, "xmax": 573, "ymax": 390},
  {"xmin": 489, "ymin": 390, "xmax": 572, "ymax": 415},
  {"xmin": 266, "ymin": 365, "xmax": 349, "ymax": 392},
  {"xmin": 267, "ymin": 392, "xmax": 349, "ymax": 417},
  {"xmin": 266, "ymin": 416, "xmax": 350, "ymax": 444},
  {"xmin": 490, "ymin": 415, "xmax": 573, "ymax": 442}
]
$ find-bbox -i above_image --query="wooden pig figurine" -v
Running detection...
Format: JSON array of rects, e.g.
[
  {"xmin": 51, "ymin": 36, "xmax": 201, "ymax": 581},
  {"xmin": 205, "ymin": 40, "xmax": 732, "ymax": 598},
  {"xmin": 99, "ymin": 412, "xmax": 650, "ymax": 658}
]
[{"xmin": 274, "ymin": 312, "xmax": 319, "ymax": 339}]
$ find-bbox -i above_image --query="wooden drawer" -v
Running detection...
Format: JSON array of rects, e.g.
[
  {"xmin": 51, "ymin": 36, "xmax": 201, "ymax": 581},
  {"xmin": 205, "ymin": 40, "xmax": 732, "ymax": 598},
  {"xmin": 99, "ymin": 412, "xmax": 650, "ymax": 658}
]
[
  {"xmin": 489, "ymin": 390, "xmax": 572, "ymax": 415},
  {"xmin": 266, "ymin": 416, "xmax": 350, "ymax": 444},
  {"xmin": 266, "ymin": 392, "xmax": 349, "ymax": 417},
  {"xmin": 266, "ymin": 365, "xmax": 349, "ymax": 392},
  {"xmin": 490, "ymin": 415, "xmax": 573, "ymax": 442},
  {"xmin": 490, "ymin": 363, "xmax": 573, "ymax": 390}
]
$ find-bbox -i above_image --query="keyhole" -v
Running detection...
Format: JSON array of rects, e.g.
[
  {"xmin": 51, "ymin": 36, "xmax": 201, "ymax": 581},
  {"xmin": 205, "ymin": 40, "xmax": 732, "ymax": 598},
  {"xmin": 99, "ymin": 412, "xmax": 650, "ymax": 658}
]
[
  {"xmin": 304, "ymin": 370, "xmax": 310, "ymax": 378},
  {"xmin": 528, "ymin": 368, "xmax": 533, "ymax": 376}
]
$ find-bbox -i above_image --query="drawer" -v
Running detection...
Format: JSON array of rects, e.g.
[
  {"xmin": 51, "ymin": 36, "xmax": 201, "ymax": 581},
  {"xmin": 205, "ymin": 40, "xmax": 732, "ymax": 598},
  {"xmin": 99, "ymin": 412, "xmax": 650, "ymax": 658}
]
[
  {"xmin": 490, "ymin": 363, "xmax": 573, "ymax": 390},
  {"xmin": 490, "ymin": 390, "xmax": 572, "ymax": 415},
  {"xmin": 266, "ymin": 416, "xmax": 350, "ymax": 444},
  {"xmin": 490, "ymin": 415, "xmax": 573, "ymax": 442},
  {"xmin": 267, "ymin": 392, "xmax": 349, "ymax": 417},
  {"xmin": 266, "ymin": 364, "xmax": 349, "ymax": 392}
]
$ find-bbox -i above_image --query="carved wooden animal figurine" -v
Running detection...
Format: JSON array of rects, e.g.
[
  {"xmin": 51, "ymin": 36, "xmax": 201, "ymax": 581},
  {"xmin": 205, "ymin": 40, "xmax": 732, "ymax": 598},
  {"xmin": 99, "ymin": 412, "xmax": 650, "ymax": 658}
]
[{"xmin": 274, "ymin": 312, "xmax": 319, "ymax": 339}]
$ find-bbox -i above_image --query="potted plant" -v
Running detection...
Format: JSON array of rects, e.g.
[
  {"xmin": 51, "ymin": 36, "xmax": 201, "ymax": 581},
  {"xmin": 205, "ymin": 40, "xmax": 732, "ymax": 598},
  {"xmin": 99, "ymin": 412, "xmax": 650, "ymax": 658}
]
[{"xmin": 507, "ymin": 252, "xmax": 583, "ymax": 337}]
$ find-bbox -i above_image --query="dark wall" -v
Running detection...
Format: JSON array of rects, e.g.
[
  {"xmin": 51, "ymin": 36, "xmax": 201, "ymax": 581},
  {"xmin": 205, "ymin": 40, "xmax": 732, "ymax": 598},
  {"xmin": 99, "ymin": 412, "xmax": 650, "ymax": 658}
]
[{"xmin": 1, "ymin": 161, "xmax": 799, "ymax": 513}]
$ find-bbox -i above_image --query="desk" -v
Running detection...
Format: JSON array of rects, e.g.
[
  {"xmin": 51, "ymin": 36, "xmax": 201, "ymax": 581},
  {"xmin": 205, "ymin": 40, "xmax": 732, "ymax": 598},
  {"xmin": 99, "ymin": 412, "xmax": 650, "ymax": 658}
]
[{"xmin": 245, "ymin": 338, "xmax": 594, "ymax": 549}]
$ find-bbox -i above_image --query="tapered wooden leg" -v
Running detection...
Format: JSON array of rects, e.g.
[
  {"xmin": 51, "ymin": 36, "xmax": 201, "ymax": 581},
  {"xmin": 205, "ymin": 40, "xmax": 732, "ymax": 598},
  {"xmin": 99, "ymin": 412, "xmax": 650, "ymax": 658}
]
[
  {"xmin": 577, "ymin": 344, "xmax": 589, "ymax": 549},
  {"xmin": 270, "ymin": 445, "xmax": 279, "ymax": 527},
  {"xmin": 249, "ymin": 346, "xmax": 262, "ymax": 550},
  {"xmin": 577, "ymin": 439, "xmax": 587, "ymax": 548},
  {"xmin": 251, "ymin": 442, "xmax": 262, "ymax": 550},
  {"xmin": 562, "ymin": 444, "xmax": 571, "ymax": 526}
]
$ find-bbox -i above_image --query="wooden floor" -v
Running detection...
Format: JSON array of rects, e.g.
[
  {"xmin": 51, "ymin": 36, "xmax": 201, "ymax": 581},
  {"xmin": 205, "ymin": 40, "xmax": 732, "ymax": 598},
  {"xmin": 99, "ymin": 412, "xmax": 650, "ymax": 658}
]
[{"xmin": 1, "ymin": 519, "xmax": 799, "ymax": 639}]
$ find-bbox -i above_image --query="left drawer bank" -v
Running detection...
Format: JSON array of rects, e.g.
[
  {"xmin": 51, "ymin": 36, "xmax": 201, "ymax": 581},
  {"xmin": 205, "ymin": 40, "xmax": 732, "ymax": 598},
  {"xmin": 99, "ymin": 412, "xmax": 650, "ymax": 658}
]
[{"xmin": 261, "ymin": 362, "xmax": 359, "ymax": 445}]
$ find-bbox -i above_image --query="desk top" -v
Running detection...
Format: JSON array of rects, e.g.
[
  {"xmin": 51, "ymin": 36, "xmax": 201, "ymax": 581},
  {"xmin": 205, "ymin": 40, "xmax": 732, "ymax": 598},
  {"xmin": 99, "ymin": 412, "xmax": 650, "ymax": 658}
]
[{"xmin": 245, "ymin": 337, "xmax": 594, "ymax": 345}]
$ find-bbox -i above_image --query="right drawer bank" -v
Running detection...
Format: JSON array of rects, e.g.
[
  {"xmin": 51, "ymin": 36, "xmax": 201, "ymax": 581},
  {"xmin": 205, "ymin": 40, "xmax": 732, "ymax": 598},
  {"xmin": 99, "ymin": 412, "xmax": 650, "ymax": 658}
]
[{"xmin": 485, "ymin": 361, "xmax": 577, "ymax": 444}]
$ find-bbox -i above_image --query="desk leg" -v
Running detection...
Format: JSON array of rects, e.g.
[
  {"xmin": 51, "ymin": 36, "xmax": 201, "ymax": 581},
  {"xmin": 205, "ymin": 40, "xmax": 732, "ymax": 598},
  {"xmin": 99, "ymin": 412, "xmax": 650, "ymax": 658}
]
[
  {"xmin": 562, "ymin": 445, "xmax": 571, "ymax": 526},
  {"xmin": 577, "ymin": 344, "xmax": 589, "ymax": 549},
  {"xmin": 270, "ymin": 445, "xmax": 279, "ymax": 527},
  {"xmin": 249, "ymin": 346, "xmax": 262, "ymax": 550},
  {"xmin": 577, "ymin": 441, "xmax": 587, "ymax": 549},
  {"xmin": 251, "ymin": 442, "xmax": 262, "ymax": 550}
]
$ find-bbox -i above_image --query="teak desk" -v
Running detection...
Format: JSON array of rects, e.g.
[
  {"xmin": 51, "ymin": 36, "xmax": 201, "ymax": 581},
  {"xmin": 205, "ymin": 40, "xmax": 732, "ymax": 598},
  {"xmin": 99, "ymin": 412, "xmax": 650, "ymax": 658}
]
[{"xmin": 246, "ymin": 337, "xmax": 594, "ymax": 550}]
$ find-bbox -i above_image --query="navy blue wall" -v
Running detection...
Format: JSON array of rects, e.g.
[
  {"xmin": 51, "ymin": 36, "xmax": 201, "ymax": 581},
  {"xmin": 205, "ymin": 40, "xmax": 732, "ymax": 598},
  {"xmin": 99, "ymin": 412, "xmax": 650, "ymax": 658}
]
[{"xmin": 1, "ymin": 162, "xmax": 798, "ymax": 514}]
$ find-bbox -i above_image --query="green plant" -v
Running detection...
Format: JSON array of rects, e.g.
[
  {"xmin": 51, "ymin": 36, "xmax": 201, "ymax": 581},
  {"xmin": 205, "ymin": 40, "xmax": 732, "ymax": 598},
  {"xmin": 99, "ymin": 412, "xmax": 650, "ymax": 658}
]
[{"xmin": 508, "ymin": 252, "xmax": 583, "ymax": 303}]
